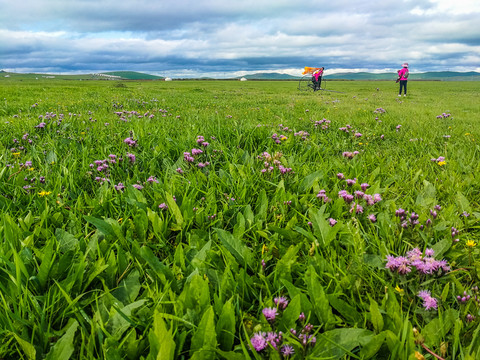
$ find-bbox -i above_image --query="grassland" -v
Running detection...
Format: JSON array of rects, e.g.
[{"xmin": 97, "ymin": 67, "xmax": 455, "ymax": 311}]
[{"xmin": 0, "ymin": 78, "xmax": 480, "ymax": 359}]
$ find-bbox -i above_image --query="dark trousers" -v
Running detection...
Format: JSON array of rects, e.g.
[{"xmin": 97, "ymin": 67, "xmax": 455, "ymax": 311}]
[
  {"xmin": 399, "ymin": 80, "xmax": 407, "ymax": 95},
  {"xmin": 312, "ymin": 76, "xmax": 322, "ymax": 90}
]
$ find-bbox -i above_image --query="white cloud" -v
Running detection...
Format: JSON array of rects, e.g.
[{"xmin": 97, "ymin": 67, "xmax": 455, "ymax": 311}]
[{"xmin": 0, "ymin": 0, "xmax": 479, "ymax": 76}]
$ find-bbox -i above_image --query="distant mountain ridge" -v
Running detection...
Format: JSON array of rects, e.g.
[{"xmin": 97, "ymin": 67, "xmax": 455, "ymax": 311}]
[
  {"xmin": 2, "ymin": 70, "xmax": 479, "ymax": 81},
  {"xmin": 240, "ymin": 71, "xmax": 480, "ymax": 81}
]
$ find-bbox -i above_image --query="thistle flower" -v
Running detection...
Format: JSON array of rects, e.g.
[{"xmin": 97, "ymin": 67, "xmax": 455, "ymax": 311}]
[
  {"xmin": 274, "ymin": 297, "xmax": 289, "ymax": 310},
  {"xmin": 262, "ymin": 307, "xmax": 278, "ymax": 323},
  {"xmin": 251, "ymin": 333, "xmax": 267, "ymax": 352}
]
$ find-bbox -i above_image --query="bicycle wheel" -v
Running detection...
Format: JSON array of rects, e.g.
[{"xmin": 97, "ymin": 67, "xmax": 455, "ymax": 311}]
[{"xmin": 298, "ymin": 76, "xmax": 315, "ymax": 91}]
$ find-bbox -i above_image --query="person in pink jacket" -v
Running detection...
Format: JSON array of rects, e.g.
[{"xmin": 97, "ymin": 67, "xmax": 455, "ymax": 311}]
[
  {"xmin": 397, "ymin": 63, "xmax": 409, "ymax": 96},
  {"xmin": 312, "ymin": 67, "xmax": 324, "ymax": 91}
]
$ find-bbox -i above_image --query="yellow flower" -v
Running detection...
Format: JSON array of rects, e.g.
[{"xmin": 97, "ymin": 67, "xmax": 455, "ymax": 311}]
[
  {"xmin": 280, "ymin": 136, "xmax": 287, "ymax": 141},
  {"xmin": 465, "ymin": 133, "xmax": 471, "ymax": 136},
  {"xmin": 466, "ymin": 240, "xmax": 477, "ymax": 248},
  {"xmin": 38, "ymin": 190, "xmax": 52, "ymax": 197},
  {"xmin": 80, "ymin": 131, "xmax": 86, "ymax": 135},
  {"xmin": 437, "ymin": 161, "xmax": 446, "ymax": 166},
  {"xmin": 395, "ymin": 285, "xmax": 404, "ymax": 295},
  {"xmin": 28, "ymin": 167, "xmax": 34, "ymax": 171},
  {"xmin": 13, "ymin": 152, "xmax": 21, "ymax": 157},
  {"xmin": 262, "ymin": 244, "xmax": 267, "ymax": 255}
]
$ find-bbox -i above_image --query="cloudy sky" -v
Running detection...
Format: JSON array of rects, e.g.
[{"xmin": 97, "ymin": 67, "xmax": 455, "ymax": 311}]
[{"xmin": 1, "ymin": 0, "xmax": 479, "ymax": 78}]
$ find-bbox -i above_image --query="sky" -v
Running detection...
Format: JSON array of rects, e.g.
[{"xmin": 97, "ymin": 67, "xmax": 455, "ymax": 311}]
[{"xmin": 1, "ymin": 0, "xmax": 479, "ymax": 78}]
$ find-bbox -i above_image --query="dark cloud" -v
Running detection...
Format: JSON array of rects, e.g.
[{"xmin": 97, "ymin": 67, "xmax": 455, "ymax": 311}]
[{"xmin": 0, "ymin": 0, "xmax": 479, "ymax": 76}]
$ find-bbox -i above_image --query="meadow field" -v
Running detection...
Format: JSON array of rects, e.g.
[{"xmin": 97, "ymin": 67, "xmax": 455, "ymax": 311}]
[{"xmin": 0, "ymin": 78, "xmax": 480, "ymax": 359}]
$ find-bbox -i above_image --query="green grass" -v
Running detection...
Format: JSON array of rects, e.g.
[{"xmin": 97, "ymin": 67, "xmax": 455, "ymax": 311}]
[{"xmin": 0, "ymin": 79, "xmax": 480, "ymax": 359}]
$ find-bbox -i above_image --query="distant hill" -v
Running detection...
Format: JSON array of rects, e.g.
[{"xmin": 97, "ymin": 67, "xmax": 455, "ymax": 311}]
[
  {"xmin": 99, "ymin": 71, "xmax": 164, "ymax": 80},
  {"xmin": 238, "ymin": 71, "xmax": 480, "ymax": 81},
  {"xmin": 240, "ymin": 73, "xmax": 300, "ymax": 80}
]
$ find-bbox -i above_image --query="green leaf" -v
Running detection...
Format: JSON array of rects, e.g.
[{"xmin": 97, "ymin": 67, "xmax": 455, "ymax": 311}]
[
  {"xmin": 112, "ymin": 269, "xmax": 141, "ymax": 304},
  {"xmin": 279, "ymin": 294, "xmax": 302, "ymax": 331},
  {"xmin": 327, "ymin": 294, "xmax": 363, "ymax": 325},
  {"xmin": 46, "ymin": 320, "xmax": 78, "ymax": 360},
  {"xmin": 216, "ymin": 298, "xmax": 236, "ymax": 351},
  {"xmin": 166, "ymin": 192, "xmax": 184, "ymax": 229},
  {"xmin": 215, "ymin": 228, "xmax": 253, "ymax": 268},
  {"xmin": 422, "ymin": 308, "xmax": 458, "ymax": 346},
  {"xmin": 456, "ymin": 191, "xmax": 471, "ymax": 212},
  {"xmin": 190, "ymin": 306, "xmax": 217, "ymax": 358},
  {"xmin": 134, "ymin": 209, "xmax": 148, "ymax": 242},
  {"xmin": 139, "ymin": 246, "xmax": 176, "ymax": 290},
  {"xmin": 12, "ymin": 333, "xmax": 36, "ymax": 360},
  {"xmin": 37, "ymin": 238, "xmax": 56, "ymax": 289},
  {"xmin": 55, "ymin": 228, "xmax": 78, "ymax": 253},
  {"xmin": 311, "ymin": 328, "xmax": 373, "ymax": 358},
  {"xmin": 431, "ymin": 238, "xmax": 451, "ymax": 259},
  {"xmin": 298, "ymin": 170, "xmax": 323, "ymax": 192},
  {"xmin": 369, "ymin": 298, "xmax": 384, "ymax": 333},
  {"xmin": 274, "ymin": 245, "xmax": 299, "ymax": 284},
  {"xmin": 255, "ymin": 189, "xmax": 268, "ymax": 221},
  {"xmin": 147, "ymin": 309, "xmax": 176, "ymax": 360},
  {"xmin": 359, "ymin": 331, "xmax": 386, "ymax": 359},
  {"xmin": 233, "ymin": 212, "xmax": 245, "ymax": 239},
  {"xmin": 84, "ymin": 215, "xmax": 116, "ymax": 237},
  {"xmin": 305, "ymin": 266, "xmax": 335, "ymax": 329}
]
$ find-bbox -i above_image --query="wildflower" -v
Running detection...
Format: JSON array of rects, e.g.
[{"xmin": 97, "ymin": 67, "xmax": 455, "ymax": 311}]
[
  {"xmin": 251, "ymin": 333, "xmax": 267, "ymax": 352},
  {"xmin": 13, "ymin": 152, "xmax": 21, "ymax": 157},
  {"xmin": 125, "ymin": 153, "xmax": 135, "ymax": 163},
  {"xmin": 346, "ymin": 178, "xmax": 356, "ymax": 186},
  {"xmin": 176, "ymin": 167, "xmax": 184, "ymax": 174},
  {"xmin": 262, "ymin": 307, "xmax": 278, "ymax": 323},
  {"xmin": 281, "ymin": 345, "xmax": 295, "ymax": 357},
  {"xmin": 466, "ymin": 240, "xmax": 477, "ymax": 248},
  {"xmin": 114, "ymin": 183, "xmax": 125, "ymax": 191},
  {"xmin": 418, "ymin": 290, "xmax": 438, "ymax": 310},
  {"xmin": 395, "ymin": 285, "xmax": 404, "ymax": 295},
  {"xmin": 147, "ymin": 176, "xmax": 159, "ymax": 183},
  {"xmin": 328, "ymin": 218, "xmax": 337, "ymax": 227},
  {"xmin": 38, "ymin": 190, "xmax": 52, "ymax": 197},
  {"xmin": 438, "ymin": 161, "xmax": 446, "ymax": 166},
  {"xmin": 158, "ymin": 203, "xmax": 168, "ymax": 210},
  {"xmin": 361, "ymin": 183, "xmax": 369, "ymax": 191},
  {"xmin": 274, "ymin": 297, "xmax": 289, "ymax": 310},
  {"xmin": 368, "ymin": 214, "xmax": 377, "ymax": 223},
  {"xmin": 336, "ymin": 173, "xmax": 344, "ymax": 180}
]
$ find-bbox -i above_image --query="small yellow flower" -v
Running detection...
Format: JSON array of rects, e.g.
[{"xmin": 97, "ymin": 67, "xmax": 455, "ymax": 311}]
[
  {"xmin": 395, "ymin": 285, "xmax": 404, "ymax": 295},
  {"xmin": 118, "ymin": 218, "xmax": 123, "ymax": 223},
  {"xmin": 28, "ymin": 167, "xmax": 34, "ymax": 171},
  {"xmin": 38, "ymin": 190, "xmax": 52, "ymax": 197},
  {"xmin": 437, "ymin": 161, "xmax": 446, "ymax": 166},
  {"xmin": 80, "ymin": 131, "xmax": 86, "ymax": 135},
  {"xmin": 13, "ymin": 152, "xmax": 21, "ymax": 157},
  {"xmin": 465, "ymin": 133, "xmax": 471, "ymax": 136},
  {"xmin": 466, "ymin": 240, "xmax": 477, "ymax": 248},
  {"xmin": 359, "ymin": 142, "xmax": 363, "ymax": 145},
  {"xmin": 262, "ymin": 244, "xmax": 267, "ymax": 255},
  {"xmin": 280, "ymin": 136, "xmax": 287, "ymax": 141}
]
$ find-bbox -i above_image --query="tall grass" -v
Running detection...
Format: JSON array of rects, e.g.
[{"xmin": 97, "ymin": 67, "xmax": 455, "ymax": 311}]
[{"xmin": 0, "ymin": 78, "xmax": 480, "ymax": 359}]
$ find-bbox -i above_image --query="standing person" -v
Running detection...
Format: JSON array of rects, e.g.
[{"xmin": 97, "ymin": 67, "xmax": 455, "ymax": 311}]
[
  {"xmin": 312, "ymin": 67, "xmax": 324, "ymax": 91},
  {"xmin": 397, "ymin": 63, "xmax": 409, "ymax": 96}
]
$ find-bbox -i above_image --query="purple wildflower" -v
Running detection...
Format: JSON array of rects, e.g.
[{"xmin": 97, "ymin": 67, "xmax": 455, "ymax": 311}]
[
  {"xmin": 274, "ymin": 297, "xmax": 289, "ymax": 310},
  {"xmin": 251, "ymin": 333, "xmax": 267, "ymax": 352},
  {"xmin": 281, "ymin": 345, "xmax": 295, "ymax": 357},
  {"xmin": 262, "ymin": 307, "xmax": 278, "ymax": 323}
]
